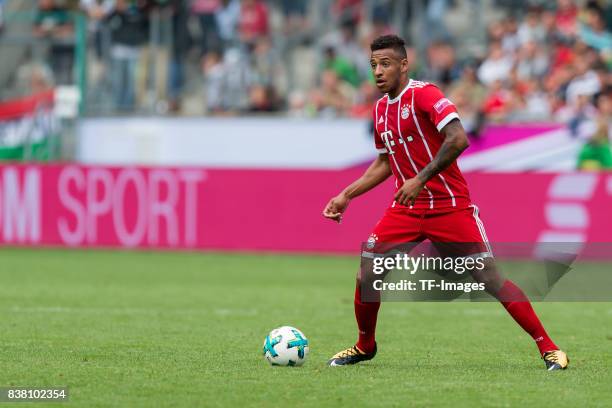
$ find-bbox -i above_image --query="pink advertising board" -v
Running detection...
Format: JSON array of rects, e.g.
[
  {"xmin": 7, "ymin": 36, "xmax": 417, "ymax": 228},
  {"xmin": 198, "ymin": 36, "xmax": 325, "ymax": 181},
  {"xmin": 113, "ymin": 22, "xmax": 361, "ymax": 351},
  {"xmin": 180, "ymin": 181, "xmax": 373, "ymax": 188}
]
[{"xmin": 0, "ymin": 164, "xmax": 610, "ymax": 253}]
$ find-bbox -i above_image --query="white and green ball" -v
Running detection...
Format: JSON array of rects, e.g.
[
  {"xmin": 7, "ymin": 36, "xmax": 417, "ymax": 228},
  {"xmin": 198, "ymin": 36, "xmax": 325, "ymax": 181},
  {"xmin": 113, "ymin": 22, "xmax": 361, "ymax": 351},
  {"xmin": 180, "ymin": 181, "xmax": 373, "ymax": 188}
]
[{"xmin": 263, "ymin": 326, "xmax": 309, "ymax": 366}]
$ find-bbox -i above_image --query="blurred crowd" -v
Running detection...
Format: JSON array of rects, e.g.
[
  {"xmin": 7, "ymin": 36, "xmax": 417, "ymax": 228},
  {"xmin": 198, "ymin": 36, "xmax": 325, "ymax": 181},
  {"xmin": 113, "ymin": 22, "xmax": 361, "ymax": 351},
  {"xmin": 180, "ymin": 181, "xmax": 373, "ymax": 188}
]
[
  {"xmin": 0, "ymin": 0, "xmax": 4, "ymax": 32},
  {"xmin": 4, "ymin": 0, "xmax": 612, "ymax": 168},
  {"xmin": 25, "ymin": 0, "xmax": 312, "ymax": 112},
  {"xmin": 452, "ymin": 1, "xmax": 612, "ymax": 136}
]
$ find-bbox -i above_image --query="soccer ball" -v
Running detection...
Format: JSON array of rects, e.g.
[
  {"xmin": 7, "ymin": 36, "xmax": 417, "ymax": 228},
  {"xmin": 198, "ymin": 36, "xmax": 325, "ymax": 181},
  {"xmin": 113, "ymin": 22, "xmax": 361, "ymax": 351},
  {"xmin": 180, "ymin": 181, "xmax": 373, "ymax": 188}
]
[{"xmin": 263, "ymin": 326, "xmax": 309, "ymax": 366}]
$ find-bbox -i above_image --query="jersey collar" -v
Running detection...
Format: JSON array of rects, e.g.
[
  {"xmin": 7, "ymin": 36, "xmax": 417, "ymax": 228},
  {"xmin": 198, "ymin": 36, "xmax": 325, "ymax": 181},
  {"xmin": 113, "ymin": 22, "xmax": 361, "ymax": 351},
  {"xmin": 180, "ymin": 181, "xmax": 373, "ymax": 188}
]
[{"xmin": 386, "ymin": 79, "xmax": 412, "ymax": 104}]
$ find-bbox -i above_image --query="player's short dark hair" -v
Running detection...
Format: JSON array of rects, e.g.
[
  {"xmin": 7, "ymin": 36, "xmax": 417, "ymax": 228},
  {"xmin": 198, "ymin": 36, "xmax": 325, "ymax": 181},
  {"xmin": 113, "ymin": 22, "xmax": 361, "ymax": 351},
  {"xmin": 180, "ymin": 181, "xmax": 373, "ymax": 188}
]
[{"xmin": 370, "ymin": 35, "xmax": 407, "ymax": 59}]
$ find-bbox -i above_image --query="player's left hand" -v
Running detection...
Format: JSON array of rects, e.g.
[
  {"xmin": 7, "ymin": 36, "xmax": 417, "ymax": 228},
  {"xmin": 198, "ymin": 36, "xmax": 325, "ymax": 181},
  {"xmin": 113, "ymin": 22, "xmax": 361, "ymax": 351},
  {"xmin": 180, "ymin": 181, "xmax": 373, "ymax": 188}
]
[{"xmin": 394, "ymin": 177, "xmax": 425, "ymax": 206}]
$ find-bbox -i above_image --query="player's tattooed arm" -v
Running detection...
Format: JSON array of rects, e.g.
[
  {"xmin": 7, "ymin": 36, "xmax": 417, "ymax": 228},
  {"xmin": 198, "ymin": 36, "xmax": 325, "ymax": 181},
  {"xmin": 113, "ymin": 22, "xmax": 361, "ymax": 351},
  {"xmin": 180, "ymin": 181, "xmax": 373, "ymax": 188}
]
[
  {"xmin": 416, "ymin": 119, "xmax": 469, "ymax": 184},
  {"xmin": 323, "ymin": 154, "xmax": 391, "ymax": 222},
  {"xmin": 395, "ymin": 119, "xmax": 468, "ymax": 206}
]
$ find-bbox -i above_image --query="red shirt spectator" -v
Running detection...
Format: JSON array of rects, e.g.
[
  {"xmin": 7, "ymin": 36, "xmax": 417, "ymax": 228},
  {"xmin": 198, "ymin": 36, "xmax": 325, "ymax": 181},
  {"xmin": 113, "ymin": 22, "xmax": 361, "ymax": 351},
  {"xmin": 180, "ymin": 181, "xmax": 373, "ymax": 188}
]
[
  {"xmin": 332, "ymin": 0, "xmax": 362, "ymax": 23},
  {"xmin": 192, "ymin": 0, "xmax": 221, "ymax": 14},
  {"xmin": 482, "ymin": 80, "xmax": 514, "ymax": 119},
  {"xmin": 555, "ymin": 0, "xmax": 578, "ymax": 37},
  {"xmin": 239, "ymin": 0, "xmax": 268, "ymax": 43}
]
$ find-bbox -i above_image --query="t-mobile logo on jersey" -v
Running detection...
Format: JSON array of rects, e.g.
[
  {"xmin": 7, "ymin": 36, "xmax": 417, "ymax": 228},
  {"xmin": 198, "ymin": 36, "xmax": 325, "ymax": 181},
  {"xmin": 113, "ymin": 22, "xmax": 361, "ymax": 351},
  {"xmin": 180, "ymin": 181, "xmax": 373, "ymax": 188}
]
[
  {"xmin": 380, "ymin": 130, "xmax": 395, "ymax": 154},
  {"xmin": 381, "ymin": 130, "xmax": 413, "ymax": 155}
]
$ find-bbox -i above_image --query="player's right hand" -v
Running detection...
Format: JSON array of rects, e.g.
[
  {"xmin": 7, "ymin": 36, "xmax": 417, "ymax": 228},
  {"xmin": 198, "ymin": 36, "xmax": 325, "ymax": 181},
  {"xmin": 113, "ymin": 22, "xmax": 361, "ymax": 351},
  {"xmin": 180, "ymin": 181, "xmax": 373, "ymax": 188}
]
[{"xmin": 322, "ymin": 195, "xmax": 350, "ymax": 223}]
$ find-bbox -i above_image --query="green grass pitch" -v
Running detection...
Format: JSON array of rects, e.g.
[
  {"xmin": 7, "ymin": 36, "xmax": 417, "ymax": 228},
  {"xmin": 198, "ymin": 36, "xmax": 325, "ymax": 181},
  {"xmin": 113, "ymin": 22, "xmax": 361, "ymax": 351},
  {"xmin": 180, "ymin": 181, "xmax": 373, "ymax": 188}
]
[{"xmin": 1, "ymin": 248, "xmax": 610, "ymax": 407}]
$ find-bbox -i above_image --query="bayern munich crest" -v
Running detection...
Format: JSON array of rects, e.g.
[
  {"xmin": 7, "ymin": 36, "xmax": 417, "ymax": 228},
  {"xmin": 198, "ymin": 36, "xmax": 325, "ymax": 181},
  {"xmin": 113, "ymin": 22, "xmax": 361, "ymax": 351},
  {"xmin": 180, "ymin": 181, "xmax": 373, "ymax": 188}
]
[
  {"xmin": 401, "ymin": 104, "xmax": 410, "ymax": 119},
  {"xmin": 366, "ymin": 234, "xmax": 378, "ymax": 249}
]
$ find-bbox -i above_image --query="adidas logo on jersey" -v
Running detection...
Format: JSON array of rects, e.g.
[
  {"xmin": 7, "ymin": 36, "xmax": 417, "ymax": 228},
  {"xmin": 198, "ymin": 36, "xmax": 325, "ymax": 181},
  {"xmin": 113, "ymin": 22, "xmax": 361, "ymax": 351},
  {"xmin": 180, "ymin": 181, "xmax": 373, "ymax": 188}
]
[{"xmin": 378, "ymin": 116, "xmax": 384, "ymax": 124}]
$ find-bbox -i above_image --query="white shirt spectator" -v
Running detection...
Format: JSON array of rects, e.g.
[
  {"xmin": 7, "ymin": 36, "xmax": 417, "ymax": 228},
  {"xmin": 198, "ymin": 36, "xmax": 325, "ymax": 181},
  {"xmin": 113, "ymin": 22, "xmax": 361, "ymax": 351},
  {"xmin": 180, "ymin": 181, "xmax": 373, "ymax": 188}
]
[
  {"xmin": 80, "ymin": 0, "xmax": 115, "ymax": 14},
  {"xmin": 516, "ymin": 41, "xmax": 548, "ymax": 80},
  {"xmin": 566, "ymin": 70, "xmax": 601, "ymax": 107},
  {"xmin": 517, "ymin": 13, "xmax": 546, "ymax": 45},
  {"xmin": 215, "ymin": 0, "xmax": 240, "ymax": 43},
  {"xmin": 477, "ymin": 46, "xmax": 513, "ymax": 86},
  {"xmin": 80, "ymin": 0, "xmax": 115, "ymax": 29},
  {"xmin": 523, "ymin": 91, "xmax": 551, "ymax": 121}
]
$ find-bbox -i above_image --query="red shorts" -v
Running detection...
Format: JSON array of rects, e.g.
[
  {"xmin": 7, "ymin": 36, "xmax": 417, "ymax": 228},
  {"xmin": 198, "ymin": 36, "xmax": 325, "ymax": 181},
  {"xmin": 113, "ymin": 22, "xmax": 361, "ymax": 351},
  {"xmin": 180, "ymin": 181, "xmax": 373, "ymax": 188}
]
[{"xmin": 364, "ymin": 204, "xmax": 492, "ymax": 257}]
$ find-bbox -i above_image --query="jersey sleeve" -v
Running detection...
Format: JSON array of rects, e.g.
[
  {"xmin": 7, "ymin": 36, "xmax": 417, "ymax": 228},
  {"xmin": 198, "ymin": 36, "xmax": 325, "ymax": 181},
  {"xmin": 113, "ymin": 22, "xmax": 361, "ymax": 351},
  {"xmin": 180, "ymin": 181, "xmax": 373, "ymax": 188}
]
[
  {"xmin": 415, "ymin": 84, "xmax": 461, "ymax": 132},
  {"xmin": 373, "ymin": 106, "xmax": 387, "ymax": 154}
]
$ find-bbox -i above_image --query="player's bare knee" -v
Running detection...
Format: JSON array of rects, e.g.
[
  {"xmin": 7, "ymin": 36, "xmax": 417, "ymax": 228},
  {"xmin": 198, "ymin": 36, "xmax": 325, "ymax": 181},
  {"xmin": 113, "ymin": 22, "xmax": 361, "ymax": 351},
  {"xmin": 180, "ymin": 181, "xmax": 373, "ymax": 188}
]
[{"xmin": 470, "ymin": 259, "xmax": 504, "ymax": 294}]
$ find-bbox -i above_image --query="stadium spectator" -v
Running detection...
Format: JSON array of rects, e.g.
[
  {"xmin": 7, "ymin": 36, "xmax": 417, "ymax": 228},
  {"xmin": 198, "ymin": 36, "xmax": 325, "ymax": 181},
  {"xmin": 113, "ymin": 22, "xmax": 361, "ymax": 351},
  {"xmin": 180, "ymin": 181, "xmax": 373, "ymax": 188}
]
[
  {"xmin": 515, "ymin": 40, "xmax": 549, "ymax": 80},
  {"xmin": 332, "ymin": 0, "xmax": 363, "ymax": 25},
  {"xmin": 16, "ymin": 62, "xmax": 55, "ymax": 95},
  {"xmin": 477, "ymin": 41, "xmax": 513, "ymax": 86},
  {"xmin": 500, "ymin": 16, "xmax": 521, "ymax": 54},
  {"xmin": 425, "ymin": 40, "xmax": 460, "ymax": 89},
  {"xmin": 568, "ymin": 92, "xmax": 599, "ymax": 138},
  {"xmin": 555, "ymin": 0, "xmax": 579, "ymax": 40},
  {"xmin": 547, "ymin": 35, "xmax": 575, "ymax": 75},
  {"xmin": 517, "ymin": 6, "xmax": 547, "ymax": 45},
  {"xmin": 307, "ymin": 69, "xmax": 355, "ymax": 117},
  {"xmin": 370, "ymin": 0, "xmax": 393, "ymax": 27},
  {"xmin": 248, "ymin": 36, "xmax": 276, "ymax": 83},
  {"xmin": 192, "ymin": 0, "xmax": 221, "ymax": 55},
  {"xmin": 487, "ymin": 19, "xmax": 505, "ymax": 43},
  {"xmin": 578, "ymin": 4, "xmax": 612, "ymax": 53},
  {"xmin": 29, "ymin": 0, "xmax": 612, "ymax": 133},
  {"xmin": 482, "ymin": 79, "xmax": 516, "ymax": 122},
  {"xmin": 247, "ymin": 84, "xmax": 279, "ymax": 112},
  {"xmin": 425, "ymin": 0, "xmax": 451, "ymax": 42},
  {"xmin": 33, "ymin": 0, "xmax": 74, "ymax": 85},
  {"xmin": 34, "ymin": 0, "xmax": 73, "ymax": 38},
  {"xmin": 576, "ymin": 93, "xmax": 612, "ymax": 169},
  {"xmin": 104, "ymin": 0, "xmax": 148, "ymax": 110},
  {"xmin": 514, "ymin": 79, "xmax": 552, "ymax": 121},
  {"xmin": 322, "ymin": 18, "xmax": 370, "ymax": 81},
  {"xmin": 565, "ymin": 57, "xmax": 601, "ymax": 107},
  {"xmin": 0, "ymin": 0, "xmax": 5, "ymax": 33},
  {"xmin": 404, "ymin": 44, "xmax": 425, "ymax": 80},
  {"xmin": 448, "ymin": 64, "xmax": 487, "ymax": 136},
  {"xmin": 238, "ymin": 0, "xmax": 269, "ymax": 45},
  {"xmin": 280, "ymin": 0, "xmax": 309, "ymax": 35},
  {"xmin": 322, "ymin": 46, "xmax": 361, "ymax": 88},
  {"xmin": 215, "ymin": 0, "xmax": 240, "ymax": 47},
  {"xmin": 247, "ymin": 36, "xmax": 287, "ymax": 104},
  {"xmin": 202, "ymin": 50, "xmax": 225, "ymax": 113},
  {"xmin": 80, "ymin": 0, "xmax": 114, "ymax": 58},
  {"xmin": 168, "ymin": 0, "xmax": 191, "ymax": 113},
  {"xmin": 287, "ymin": 90, "xmax": 308, "ymax": 117},
  {"xmin": 541, "ymin": 9, "xmax": 560, "ymax": 43},
  {"xmin": 220, "ymin": 47, "xmax": 251, "ymax": 112},
  {"xmin": 349, "ymin": 80, "xmax": 380, "ymax": 118},
  {"xmin": 364, "ymin": 7, "xmax": 395, "ymax": 48}
]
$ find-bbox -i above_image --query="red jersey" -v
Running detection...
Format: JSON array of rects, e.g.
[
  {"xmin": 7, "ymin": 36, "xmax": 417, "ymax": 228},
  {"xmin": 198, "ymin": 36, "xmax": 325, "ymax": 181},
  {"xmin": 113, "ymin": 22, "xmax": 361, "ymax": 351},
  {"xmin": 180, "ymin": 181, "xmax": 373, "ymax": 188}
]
[
  {"xmin": 373, "ymin": 79, "xmax": 471, "ymax": 210},
  {"xmin": 239, "ymin": 1, "xmax": 269, "ymax": 39}
]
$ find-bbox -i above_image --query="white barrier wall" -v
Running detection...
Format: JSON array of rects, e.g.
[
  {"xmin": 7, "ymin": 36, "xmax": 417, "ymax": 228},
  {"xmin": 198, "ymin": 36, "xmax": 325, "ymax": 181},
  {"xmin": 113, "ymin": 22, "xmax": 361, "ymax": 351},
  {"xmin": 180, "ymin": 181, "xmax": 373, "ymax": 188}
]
[
  {"xmin": 77, "ymin": 119, "xmax": 579, "ymax": 171},
  {"xmin": 77, "ymin": 117, "xmax": 375, "ymax": 169}
]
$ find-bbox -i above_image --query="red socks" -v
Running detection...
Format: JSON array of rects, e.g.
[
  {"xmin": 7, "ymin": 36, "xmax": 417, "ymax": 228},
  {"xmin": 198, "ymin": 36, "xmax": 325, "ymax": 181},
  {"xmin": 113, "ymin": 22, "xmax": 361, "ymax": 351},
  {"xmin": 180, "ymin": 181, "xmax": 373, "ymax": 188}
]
[
  {"xmin": 496, "ymin": 280, "xmax": 558, "ymax": 355},
  {"xmin": 353, "ymin": 279, "xmax": 558, "ymax": 356},
  {"xmin": 354, "ymin": 283, "xmax": 380, "ymax": 353}
]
